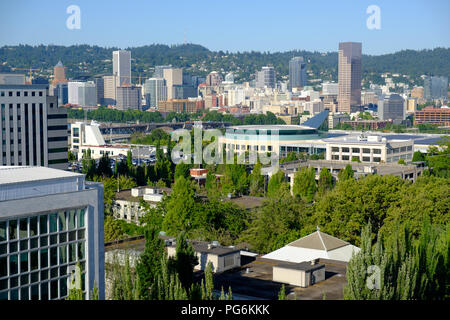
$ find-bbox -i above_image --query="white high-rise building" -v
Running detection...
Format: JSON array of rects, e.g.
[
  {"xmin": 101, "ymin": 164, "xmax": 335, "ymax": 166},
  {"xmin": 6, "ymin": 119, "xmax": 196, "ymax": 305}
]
[
  {"xmin": 322, "ymin": 82, "xmax": 339, "ymax": 95},
  {"xmin": 67, "ymin": 82, "xmax": 97, "ymax": 107},
  {"xmin": 113, "ymin": 50, "xmax": 131, "ymax": 87},
  {"xmin": 0, "ymin": 84, "xmax": 68, "ymax": 170},
  {"xmin": 0, "ymin": 166, "xmax": 105, "ymax": 300}
]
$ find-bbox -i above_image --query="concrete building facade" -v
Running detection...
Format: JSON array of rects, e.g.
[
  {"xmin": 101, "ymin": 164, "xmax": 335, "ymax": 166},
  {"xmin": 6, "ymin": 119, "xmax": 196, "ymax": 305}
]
[
  {"xmin": 0, "ymin": 84, "xmax": 68, "ymax": 170},
  {"xmin": 112, "ymin": 50, "xmax": 131, "ymax": 87}
]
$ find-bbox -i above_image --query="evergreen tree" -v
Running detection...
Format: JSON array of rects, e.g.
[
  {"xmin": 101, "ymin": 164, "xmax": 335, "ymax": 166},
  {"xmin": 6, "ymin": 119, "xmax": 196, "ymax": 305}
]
[
  {"xmin": 170, "ymin": 232, "xmax": 199, "ymax": 290},
  {"xmin": 292, "ymin": 167, "xmax": 317, "ymax": 202},
  {"xmin": 337, "ymin": 164, "xmax": 354, "ymax": 181},
  {"xmin": 249, "ymin": 162, "xmax": 265, "ymax": 196},
  {"xmin": 135, "ymin": 227, "xmax": 165, "ymax": 299},
  {"xmin": 318, "ymin": 167, "xmax": 333, "ymax": 194},
  {"xmin": 278, "ymin": 284, "xmax": 286, "ymax": 300}
]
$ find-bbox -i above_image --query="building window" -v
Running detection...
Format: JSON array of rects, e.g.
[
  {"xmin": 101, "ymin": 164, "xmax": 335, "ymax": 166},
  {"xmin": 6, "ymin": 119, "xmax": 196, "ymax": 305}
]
[
  {"xmin": 373, "ymin": 149, "xmax": 381, "ymax": 154},
  {"xmin": 373, "ymin": 157, "xmax": 381, "ymax": 162},
  {"xmin": 332, "ymin": 155, "xmax": 339, "ymax": 160},
  {"xmin": 342, "ymin": 155, "xmax": 349, "ymax": 160},
  {"xmin": 352, "ymin": 148, "xmax": 360, "ymax": 153},
  {"xmin": 342, "ymin": 147, "xmax": 350, "ymax": 153},
  {"xmin": 331, "ymin": 147, "xmax": 339, "ymax": 152},
  {"xmin": 39, "ymin": 92, "xmax": 43, "ymax": 97},
  {"xmin": 24, "ymin": 92, "xmax": 28, "ymax": 97},
  {"xmin": 31, "ymin": 92, "xmax": 35, "ymax": 97},
  {"xmin": 16, "ymin": 92, "xmax": 20, "ymax": 97},
  {"xmin": 362, "ymin": 156, "xmax": 370, "ymax": 162},
  {"xmin": 0, "ymin": 208, "xmax": 87, "ymax": 300}
]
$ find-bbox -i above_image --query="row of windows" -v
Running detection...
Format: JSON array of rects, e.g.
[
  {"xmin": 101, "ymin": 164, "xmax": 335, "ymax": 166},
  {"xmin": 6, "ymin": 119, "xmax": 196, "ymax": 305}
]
[
  {"xmin": 332, "ymin": 154, "xmax": 381, "ymax": 162},
  {"xmin": 331, "ymin": 147, "xmax": 382, "ymax": 154},
  {"xmin": 0, "ymin": 209, "xmax": 85, "ymax": 243},
  {"xmin": 227, "ymin": 144, "xmax": 273, "ymax": 152},
  {"xmin": 0, "ymin": 91, "xmax": 44, "ymax": 97},
  {"xmin": 0, "ymin": 265, "xmax": 86, "ymax": 300},
  {"xmin": 0, "ymin": 230, "xmax": 85, "ymax": 256}
]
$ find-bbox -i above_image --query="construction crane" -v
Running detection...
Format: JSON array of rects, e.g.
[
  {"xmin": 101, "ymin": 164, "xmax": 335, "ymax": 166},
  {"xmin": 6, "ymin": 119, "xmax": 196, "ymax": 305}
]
[{"xmin": 11, "ymin": 67, "xmax": 41, "ymax": 84}]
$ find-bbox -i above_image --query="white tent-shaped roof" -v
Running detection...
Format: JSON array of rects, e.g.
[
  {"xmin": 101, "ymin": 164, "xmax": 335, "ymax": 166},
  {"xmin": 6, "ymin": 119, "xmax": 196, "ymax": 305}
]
[{"xmin": 262, "ymin": 229, "xmax": 360, "ymax": 263}]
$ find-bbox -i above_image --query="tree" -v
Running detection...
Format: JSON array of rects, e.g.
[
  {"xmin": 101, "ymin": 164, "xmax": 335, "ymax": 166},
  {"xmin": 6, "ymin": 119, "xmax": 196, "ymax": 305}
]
[
  {"xmin": 242, "ymin": 196, "xmax": 309, "ymax": 253},
  {"xmin": 292, "ymin": 167, "xmax": 317, "ymax": 202},
  {"xmin": 169, "ymin": 232, "xmax": 199, "ymax": 290},
  {"xmin": 104, "ymin": 216, "xmax": 125, "ymax": 242},
  {"xmin": 97, "ymin": 154, "xmax": 113, "ymax": 177},
  {"xmin": 318, "ymin": 167, "xmax": 333, "ymax": 194},
  {"xmin": 381, "ymin": 175, "xmax": 450, "ymax": 238},
  {"xmin": 344, "ymin": 219, "xmax": 448, "ymax": 300},
  {"xmin": 174, "ymin": 162, "xmax": 192, "ymax": 180},
  {"xmin": 398, "ymin": 158, "xmax": 406, "ymax": 165},
  {"xmin": 267, "ymin": 170, "xmax": 289, "ymax": 199},
  {"xmin": 426, "ymin": 137, "xmax": 450, "ymax": 178},
  {"xmin": 135, "ymin": 227, "xmax": 165, "ymax": 300},
  {"xmin": 412, "ymin": 151, "xmax": 426, "ymax": 162},
  {"xmin": 278, "ymin": 284, "xmax": 286, "ymax": 300},
  {"xmin": 337, "ymin": 164, "xmax": 354, "ymax": 181},
  {"xmin": 162, "ymin": 176, "xmax": 198, "ymax": 236},
  {"xmin": 249, "ymin": 162, "xmax": 265, "ymax": 196},
  {"xmin": 314, "ymin": 174, "xmax": 405, "ymax": 245}
]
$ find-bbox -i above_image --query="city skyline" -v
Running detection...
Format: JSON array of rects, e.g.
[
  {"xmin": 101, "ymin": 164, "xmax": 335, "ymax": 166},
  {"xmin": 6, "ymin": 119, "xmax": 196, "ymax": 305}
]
[{"xmin": 0, "ymin": 1, "xmax": 449, "ymax": 55}]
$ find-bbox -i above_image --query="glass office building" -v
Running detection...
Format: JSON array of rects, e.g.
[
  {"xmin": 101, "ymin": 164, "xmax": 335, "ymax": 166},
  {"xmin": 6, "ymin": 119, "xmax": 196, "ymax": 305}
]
[{"xmin": 0, "ymin": 166, "xmax": 104, "ymax": 300}]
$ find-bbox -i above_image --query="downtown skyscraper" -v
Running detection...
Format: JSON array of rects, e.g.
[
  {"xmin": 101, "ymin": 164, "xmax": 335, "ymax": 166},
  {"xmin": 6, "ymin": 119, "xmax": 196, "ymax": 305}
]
[
  {"xmin": 288, "ymin": 57, "xmax": 307, "ymax": 91},
  {"xmin": 112, "ymin": 50, "xmax": 131, "ymax": 87},
  {"xmin": 338, "ymin": 42, "xmax": 362, "ymax": 113}
]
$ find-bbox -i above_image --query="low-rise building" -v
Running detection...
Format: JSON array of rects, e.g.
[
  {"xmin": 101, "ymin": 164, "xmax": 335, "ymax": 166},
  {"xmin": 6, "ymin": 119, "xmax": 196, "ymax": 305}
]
[
  {"xmin": 273, "ymin": 261, "xmax": 325, "ymax": 288},
  {"xmin": 325, "ymin": 134, "xmax": 414, "ymax": 163},
  {"xmin": 414, "ymin": 106, "xmax": 450, "ymax": 126},
  {"xmin": 166, "ymin": 240, "xmax": 241, "ymax": 274},
  {"xmin": 112, "ymin": 187, "xmax": 169, "ymax": 224}
]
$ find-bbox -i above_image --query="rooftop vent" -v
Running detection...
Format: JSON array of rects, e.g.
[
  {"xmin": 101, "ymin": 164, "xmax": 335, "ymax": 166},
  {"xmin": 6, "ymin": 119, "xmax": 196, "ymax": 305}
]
[{"xmin": 212, "ymin": 241, "xmax": 220, "ymax": 247}]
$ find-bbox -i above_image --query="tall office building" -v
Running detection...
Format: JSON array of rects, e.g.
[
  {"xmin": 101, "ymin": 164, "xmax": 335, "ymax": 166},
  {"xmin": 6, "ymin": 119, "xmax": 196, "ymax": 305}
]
[
  {"xmin": 0, "ymin": 166, "xmax": 105, "ymax": 300},
  {"xmin": 424, "ymin": 76, "xmax": 448, "ymax": 101},
  {"xmin": 67, "ymin": 82, "xmax": 97, "ymax": 107},
  {"xmin": 112, "ymin": 50, "xmax": 131, "ymax": 87},
  {"xmin": 378, "ymin": 94, "xmax": 405, "ymax": 123},
  {"xmin": 93, "ymin": 78, "xmax": 104, "ymax": 106},
  {"xmin": 255, "ymin": 66, "xmax": 275, "ymax": 89},
  {"xmin": 144, "ymin": 78, "xmax": 167, "ymax": 108},
  {"xmin": 0, "ymin": 84, "xmax": 68, "ymax": 170},
  {"xmin": 116, "ymin": 86, "xmax": 141, "ymax": 111},
  {"xmin": 206, "ymin": 71, "xmax": 223, "ymax": 86},
  {"xmin": 51, "ymin": 61, "xmax": 67, "ymax": 87},
  {"xmin": 163, "ymin": 68, "xmax": 183, "ymax": 100},
  {"xmin": 338, "ymin": 42, "xmax": 362, "ymax": 113},
  {"xmin": 53, "ymin": 83, "xmax": 68, "ymax": 106},
  {"xmin": 153, "ymin": 65, "xmax": 172, "ymax": 79},
  {"xmin": 102, "ymin": 75, "xmax": 118, "ymax": 106},
  {"xmin": 288, "ymin": 57, "xmax": 307, "ymax": 90},
  {"xmin": 322, "ymin": 82, "xmax": 339, "ymax": 95}
]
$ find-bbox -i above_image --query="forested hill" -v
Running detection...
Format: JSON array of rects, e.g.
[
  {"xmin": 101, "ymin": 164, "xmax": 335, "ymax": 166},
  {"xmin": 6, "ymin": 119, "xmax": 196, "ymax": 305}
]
[{"xmin": 0, "ymin": 44, "xmax": 448, "ymax": 84}]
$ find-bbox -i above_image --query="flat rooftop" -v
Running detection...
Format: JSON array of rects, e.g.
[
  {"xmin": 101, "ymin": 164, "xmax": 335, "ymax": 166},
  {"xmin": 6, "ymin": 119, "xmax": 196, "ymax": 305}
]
[
  {"xmin": 213, "ymin": 257, "xmax": 348, "ymax": 300},
  {"xmin": 0, "ymin": 166, "xmax": 83, "ymax": 185},
  {"xmin": 228, "ymin": 125, "xmax": 315, "ymax": 131}
]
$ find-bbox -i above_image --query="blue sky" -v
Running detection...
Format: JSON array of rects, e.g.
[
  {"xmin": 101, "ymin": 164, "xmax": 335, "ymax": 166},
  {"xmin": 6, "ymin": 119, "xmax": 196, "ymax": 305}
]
[{"xmin": 0, "ymin": 0, "xmax": 449, "ymax": 55}]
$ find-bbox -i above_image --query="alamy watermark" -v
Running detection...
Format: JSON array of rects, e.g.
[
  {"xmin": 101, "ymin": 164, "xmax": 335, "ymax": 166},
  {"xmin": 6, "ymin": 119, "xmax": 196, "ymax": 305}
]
[
  {"xmin": 366, "ymin": 5, "xmax": 381, "ymax": 30},
  {"xmin": 366, "ymin": 265, "xmax": 381, "ymax": 290},
  {"xmin": 66, "ymin": 5, "xmax": 81, "ymax": 30},
  {"xmin": 170, "ymin": 124, "xmax": 280, "ymax": 168}
]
